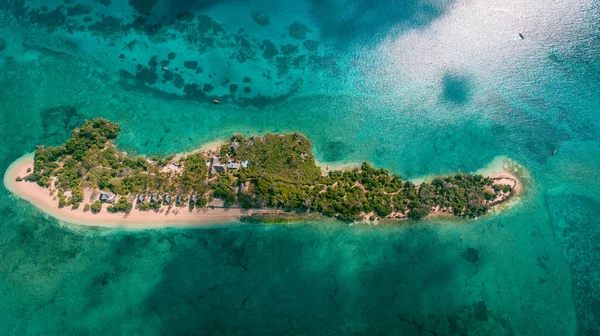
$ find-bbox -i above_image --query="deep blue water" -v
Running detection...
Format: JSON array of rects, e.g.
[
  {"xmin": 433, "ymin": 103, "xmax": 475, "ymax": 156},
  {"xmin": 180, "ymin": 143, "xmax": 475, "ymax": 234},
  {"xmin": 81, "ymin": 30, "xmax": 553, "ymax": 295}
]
[{"xmin": 0, "ymin": 0, "xmax": 599, "ymax": 334}]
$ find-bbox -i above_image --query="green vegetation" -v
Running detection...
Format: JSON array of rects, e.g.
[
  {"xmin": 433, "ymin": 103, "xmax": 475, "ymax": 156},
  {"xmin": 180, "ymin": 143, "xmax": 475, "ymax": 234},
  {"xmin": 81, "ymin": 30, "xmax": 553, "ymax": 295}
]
[
  {"xmin": 25, "ymin": 118, "xmax": 515, "ymax": 222},
  {"xmin": 90, "ymin": 200, "xmax": 102, "ymax": 214},
  {"xmin": 107, "ymin": 198, "xmax": 133, "ymax": 213}
]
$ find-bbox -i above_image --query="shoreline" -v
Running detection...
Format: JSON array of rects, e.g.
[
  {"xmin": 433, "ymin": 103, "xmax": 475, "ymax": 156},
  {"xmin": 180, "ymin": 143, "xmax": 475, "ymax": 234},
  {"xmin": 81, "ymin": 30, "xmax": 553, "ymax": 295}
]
[
  {"xmin": 3, "ymin": 153, "xmax": 261, "ymax": 229},
  {"xmin": 4, "ymin": 153, "xmax": 523, "ymax": 230}
]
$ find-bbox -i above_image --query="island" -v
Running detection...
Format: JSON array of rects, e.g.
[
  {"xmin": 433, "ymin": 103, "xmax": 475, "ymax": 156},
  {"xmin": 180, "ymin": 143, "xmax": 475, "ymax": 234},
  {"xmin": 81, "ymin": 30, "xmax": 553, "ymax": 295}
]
[{"xmin": 4, "ymin": 119, "xmax": 521, "ymax": 228}]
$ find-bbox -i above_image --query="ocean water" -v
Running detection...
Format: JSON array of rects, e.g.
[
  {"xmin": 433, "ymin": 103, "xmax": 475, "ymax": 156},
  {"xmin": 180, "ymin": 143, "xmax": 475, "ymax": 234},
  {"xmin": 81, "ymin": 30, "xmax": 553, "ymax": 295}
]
[{"xmin": 0, "ymin": 0, "xmax": 599, "ymax": 334}]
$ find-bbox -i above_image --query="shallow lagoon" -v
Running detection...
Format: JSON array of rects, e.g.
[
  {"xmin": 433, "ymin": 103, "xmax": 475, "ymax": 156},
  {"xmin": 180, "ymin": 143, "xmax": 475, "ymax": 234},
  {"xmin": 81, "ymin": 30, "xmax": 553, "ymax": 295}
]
[{"xmin": 0, "ymin": 0, "xmax": 599, "ymax": 334}]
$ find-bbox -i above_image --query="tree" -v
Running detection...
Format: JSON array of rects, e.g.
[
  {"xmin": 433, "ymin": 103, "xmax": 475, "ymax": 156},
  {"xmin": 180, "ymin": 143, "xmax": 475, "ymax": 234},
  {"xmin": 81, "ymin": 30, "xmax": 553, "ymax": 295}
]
[
  {"xmin": 408, "ymin": 202, "xmax": 430, "ymax": 219},
  {"xmin": 90, "ymin": 200, "xmax": 103, "ymax": 214}
]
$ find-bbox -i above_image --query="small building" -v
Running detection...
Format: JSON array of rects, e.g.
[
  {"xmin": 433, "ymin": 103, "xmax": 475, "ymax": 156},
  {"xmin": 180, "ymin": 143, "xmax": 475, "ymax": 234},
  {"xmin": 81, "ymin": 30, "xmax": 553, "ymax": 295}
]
[
  {"xmin": 176, "ymin": 196, "xmax": 184, "ymax": 206},
  {"xmin": 150, "ymin": 194, "xmax": 159, "ymax": 203},
  {"xmin": 190, "ymin": 195, "xmax": 199, "ymax": 204},
  {"xmin": 137, "ymin": 194, "xmax": 146, "ymax": 204},
  {"xmin": 163, "ymin": 194, "xmax": 172, "ymax": 205},
  {"xmin": 210, "ymin": 198, "xmax": 225, "ymax": 208},
  {"xmin": 99, "ymin": 192, "xmax": 116, "ymax": 204},
  {"xmin": 227, "ymin": 162, "xmax": 240, "ymax": 170},
  {"xmin": 231, "ymin": 141, "xmax": 239, "ymax": 151},
  {"xmin": 210, "ymin": 157, "xmax": 228, "ymax": 175},
  {"xmin": 241, "ymin": 160, "xmax": 249, "ymax": 168}
]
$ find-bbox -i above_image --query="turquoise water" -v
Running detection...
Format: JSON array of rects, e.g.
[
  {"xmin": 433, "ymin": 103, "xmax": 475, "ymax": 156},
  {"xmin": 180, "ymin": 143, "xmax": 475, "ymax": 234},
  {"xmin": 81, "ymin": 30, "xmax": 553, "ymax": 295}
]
[{"xmin": 0, "ymin": 0, "xmax": 599, "ymax": 334}]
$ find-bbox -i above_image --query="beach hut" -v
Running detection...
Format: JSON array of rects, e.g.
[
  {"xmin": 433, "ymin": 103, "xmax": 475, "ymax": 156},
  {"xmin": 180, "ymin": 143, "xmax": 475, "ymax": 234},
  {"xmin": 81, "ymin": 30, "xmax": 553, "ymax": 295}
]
[
  {"xmin": 137, "ymin": 194, "xmax": 146, "ymax": 204},
  {"xmin": 190, "ymin": 195, "xmax": 199, "ymax": 204},
  {"xmin": 99, "ymin": 192, "xmax": 116, "ymax": 204},
  {"xmin": 150, "ymin": 194, "xmax": 159, "ymax": 203},
  {"xmin": 163, "ymin": 194, "xmax": 172, "ymax": 205},
  {"xmin": 176, "ymin": 196, "xmax": 184, "ymax": 206}
]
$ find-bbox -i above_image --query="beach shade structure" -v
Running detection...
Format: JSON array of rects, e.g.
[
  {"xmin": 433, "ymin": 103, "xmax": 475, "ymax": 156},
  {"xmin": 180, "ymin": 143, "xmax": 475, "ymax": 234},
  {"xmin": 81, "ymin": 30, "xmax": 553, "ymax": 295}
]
[
  {"xmin": 137, "ymin": 194, "xmax": 146, "ymax": 204},
  {"xmin": 163, "ymin": 194, "xmax": 172, "ymax": 205},
  {"xmin": 176, "ymin": 196, "xmax": 184, "ymax": 206},
  {"xmin": 190, "ymin": 195, "xmax": 199, "ymax": 204},
  {"xmin": 150, "ymin": 194, "xmax": 159, "ymax": 203},
  {"xmin": 99, "ymin": 192, "xmax": 116, "ymax": 204}
]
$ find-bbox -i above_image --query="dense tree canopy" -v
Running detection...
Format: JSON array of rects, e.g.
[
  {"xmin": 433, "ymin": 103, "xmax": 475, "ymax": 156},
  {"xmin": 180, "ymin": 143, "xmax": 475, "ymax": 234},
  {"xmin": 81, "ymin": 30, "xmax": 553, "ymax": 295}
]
[{"xmin": 25, "ymin": 118, "xmax": 514, "ymax": 220}]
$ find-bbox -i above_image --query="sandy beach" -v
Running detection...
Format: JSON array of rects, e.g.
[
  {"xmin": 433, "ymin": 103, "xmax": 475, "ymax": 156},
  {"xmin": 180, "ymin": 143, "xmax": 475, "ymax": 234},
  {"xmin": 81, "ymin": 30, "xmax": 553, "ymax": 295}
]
[
  {"xmin": 4, "ymin": 153, "xmax": 259, "ymax": 229},
  {"xmin": 4, "ymin": 153, "xmax": 523, "ymax": 229},
  {"xmin": 475, "ymin": 155, "xmax": 524, "ymax": 195}
]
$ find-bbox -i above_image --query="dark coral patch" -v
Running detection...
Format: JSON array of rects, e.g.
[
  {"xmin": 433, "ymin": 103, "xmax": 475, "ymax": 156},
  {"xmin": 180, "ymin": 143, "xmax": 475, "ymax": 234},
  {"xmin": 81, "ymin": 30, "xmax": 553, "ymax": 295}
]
[
  {"xmin": 184, "ymin": 61, "xmax": 198, "ymax": 70},
  {"xmin": 281, "ymin": 44, "xmax": 298, "ymax": 55},
  {"xmin": 167, "ymin": 52, "xmax": 176, "ymax": 60},
  {"xmin": 88, "ymin": 15, "xmax": 123, "ymax": 37},
  {"xmin": 136, "ymin": 67, "xmax": 158, "ymax": 85},
  {"xmin": 176, "ymin": 11, "xmax": 194, "ymax": 22},
  {"xmin": 276, "ymin": 57, "xmax": 291, "ymax": 77},
  {"xmin": 162, "ymin": 70, "xmax": 173, "ymax": 81},
  {"xmin": 128, "ymin": 0, "xmax": 158, "ymax": 16},
  {"xmin": 261, "ymin": 40, "xmax": 279, "ymax": 59},
  {"xmin": 303, "ymin": 40, "xmax": 319, "ymax": 51},
  {"xmin": 172, "ymin": 73, "xmax": 185, "ymax": 88},
  {"xmin": 184, "ymin": 83, "xmax": 207, "ymax": 99},
  {"xmin": 242, "ymin": 76, "xmax": 251, "ymax": 83},
  {"xmin": 27, "ymin": 7, "xmax": 67, "ymax": 33},
  {"xmin": 125, "ymin": 40, "xmax": 137, "ymax": 51},
  {"xmin": 462, "ymin": 247, "xmax": 480, "ymax": 263},
  {"xmin": 293, "ymin": 55, "xmax": 307, "ymax": 69},
  {"xmin": 196, "ymin": 15, "xmax": 224, "ymax": 35},
  {"xmin": 148, "ymin": 55, "xmax": 158, "ymax": 68},
  {"xmin": 229, "ymin": 84, "xmax": 238, "ymax": 93},
  {"xmin": 66, "ymin": 4, "xmax": 91, "ymax": 16},
  {"xmin": 40, "ymin": 105, "xmax": 84, "ymax": 142},
  {"xmin": 0, "ymin": 38, "xmax": 6, "ymax": 53},
  {"xmin": 288, "ymin": 22, "xmax": 310, "ymax": 39},
  {"xmin": 202, "ymin": 84, "xmax": 214, "ymax": 93},
  {"xmin": 244, "ymin": 87, "xmax": 251, "ymax": 94},
  {"xmin": 251, "ymin": 12, "xmax": 270, "ymax": 26}
]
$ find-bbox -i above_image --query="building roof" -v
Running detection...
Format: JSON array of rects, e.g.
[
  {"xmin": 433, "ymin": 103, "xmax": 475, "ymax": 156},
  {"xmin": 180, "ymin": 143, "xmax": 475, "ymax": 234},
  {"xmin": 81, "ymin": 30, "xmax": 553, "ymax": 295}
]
[
  {"xmin": 99, "ymin": 192, "xmax": 115, "ymax": 203},
  {"xmin": 210, "ymin": 157, "xmax": 228, "ymax": 174},
  {"xmin": 241, "ymin": 160, "xmax": 249, "ymax": 168},
  {"xmin": 231, "ymin": 142, "xmax": 239, "ymax": 151},
  {"xmin": 227, "ymin": 162, "xmax": 240, "ymax": 169}
]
